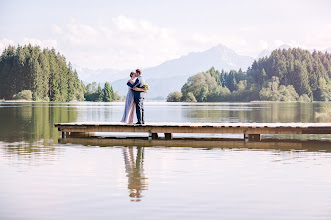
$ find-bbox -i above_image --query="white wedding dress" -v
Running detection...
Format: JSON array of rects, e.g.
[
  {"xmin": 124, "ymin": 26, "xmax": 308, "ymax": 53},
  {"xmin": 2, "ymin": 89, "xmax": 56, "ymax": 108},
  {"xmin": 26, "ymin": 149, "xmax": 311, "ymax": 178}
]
[{"xmin": 121, "ymin": 80, "xmax": 135, "ymax": 124}]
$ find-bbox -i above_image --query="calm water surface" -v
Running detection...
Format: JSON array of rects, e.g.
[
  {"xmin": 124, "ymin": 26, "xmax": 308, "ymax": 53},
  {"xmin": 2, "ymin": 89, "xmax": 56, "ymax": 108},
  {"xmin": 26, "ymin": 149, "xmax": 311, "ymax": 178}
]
[{"xmin": 1, "ymin": 102, "xmax": 331, "ymax": 220}]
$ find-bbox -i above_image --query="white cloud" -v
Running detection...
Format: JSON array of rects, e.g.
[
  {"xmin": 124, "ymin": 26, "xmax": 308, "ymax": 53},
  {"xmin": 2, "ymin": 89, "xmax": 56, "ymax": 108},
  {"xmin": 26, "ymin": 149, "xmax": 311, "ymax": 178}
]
[
  {"xmin": 181, "ymin": 33, "xmax": 247, "ymax": 55},
  {"xmin": 112, "ymin": 16, "xmax": 138, "ymax": 32},
  {"xmin": 56, "ymin": 23, "xmax": 99, "ymax": 45},
  {"xmin": 240, "ymin": 26, "xmax": 257, "ymax": 32},
  {"xmin": 258, "ymin": 40, "xmax": 269, "ymax": 50},
  {"xmin": 305, "ymin": 24, "xmax": 331, "ymax": 50},
  {"xmin": 22, "ymin": 38, "xmax": 57, "ymax": 49},
  {"xmin": 257, "ymin": 40, "xmax": 306, "ymax": 53},
  {"xmin": 52, "ymin": 24, "xmax": 63, "ymax": 35},
  {"xmin": 51, "ymin": 16, "xmax": 180, "ymax": 69},
  {"xmin": 67, "ymin": 23, "xmax": 98, "ymax": 37},
  {"xmin": 0, "ymin": 38, "xmax": 15, "ymax": 52},
  {"xmin": 272, "ymin": 40, "xmax": 285, "ymax": 48},
  {"xmin": 48, "ymin": 17, "xmax": 261, "ymax": 69},
  {"xmin": 0, "ymin": 38, "xmax": 57, "ymax": 53},
  {"xmin": 100, "ymin": 26, "xmax": 112, "ymax": 39},
  {"xmin": 287, "ymin": 40, "xmax": 306, "ymax": 49}
]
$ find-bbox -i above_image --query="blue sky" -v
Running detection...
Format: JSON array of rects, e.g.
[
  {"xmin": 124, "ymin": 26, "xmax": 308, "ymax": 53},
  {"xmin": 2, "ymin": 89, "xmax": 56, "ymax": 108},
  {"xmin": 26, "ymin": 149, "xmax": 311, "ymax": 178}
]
[{"xmin": 1, "ymin": 0, "xmax": 331, "ymax": 69}]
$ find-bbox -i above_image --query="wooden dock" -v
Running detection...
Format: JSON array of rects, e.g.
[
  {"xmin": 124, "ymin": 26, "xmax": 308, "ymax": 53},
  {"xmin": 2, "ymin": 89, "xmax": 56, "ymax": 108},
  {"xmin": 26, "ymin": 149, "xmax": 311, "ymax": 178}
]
[{"xmin": 54, "ymin": 122, "xmax": 331, "ymax": 141}]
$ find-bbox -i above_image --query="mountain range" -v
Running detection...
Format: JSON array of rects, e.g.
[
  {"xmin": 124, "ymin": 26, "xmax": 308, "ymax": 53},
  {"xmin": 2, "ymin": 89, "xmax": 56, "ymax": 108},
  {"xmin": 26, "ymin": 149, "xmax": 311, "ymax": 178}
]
[
  {"xmin": 257, "ymin": 44, "xmax": 292, "ymax": 59},
  {"xmin": 76, "ymin": 44, "xmax": 331, "ymax": 99}
]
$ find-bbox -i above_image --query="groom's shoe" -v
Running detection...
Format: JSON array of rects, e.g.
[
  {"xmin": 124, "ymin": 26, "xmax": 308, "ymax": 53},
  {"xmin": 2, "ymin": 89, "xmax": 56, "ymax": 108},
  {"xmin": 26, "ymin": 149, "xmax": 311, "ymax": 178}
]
[{"xmin": 135, "ymin": 122, "xmax": 142, "ymax": 125}]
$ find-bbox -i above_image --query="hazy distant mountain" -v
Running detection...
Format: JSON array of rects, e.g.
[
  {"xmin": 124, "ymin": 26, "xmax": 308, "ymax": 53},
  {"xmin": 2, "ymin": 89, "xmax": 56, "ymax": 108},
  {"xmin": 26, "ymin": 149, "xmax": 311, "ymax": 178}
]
[
  {"xmin": 77, "ymin": 44, "xmax": 255, "ymax": 82},
  {"xmin": 257, "ymin": 44, "xmax": 291, "ymax": 59},
  {"xmin": 75, "ymin": 67, "xmax": 130, "ymax": 83},
  {"xmin": 75, "ymin": 44, "xmax": 255, "ymax": 98},
  {"xmin": 257, "ymin": 49, "xmax": 270, "ymax": 59},
  {"xmin": 324, "ymin": 47, "xmax": 331, "ymax": 53},
  {"xmin": 142, "ymin": 44, "xmax": 254, "ymax": 79},
  {"xmin": 111, "ymin": 74, "xmax": 191, "ymax": 99}
]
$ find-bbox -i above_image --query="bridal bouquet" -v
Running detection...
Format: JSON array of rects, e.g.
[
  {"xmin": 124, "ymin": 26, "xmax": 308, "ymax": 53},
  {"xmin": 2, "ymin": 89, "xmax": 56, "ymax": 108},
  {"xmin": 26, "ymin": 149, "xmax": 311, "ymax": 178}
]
[{"xmin": 142, "ymin": 84, "xmax": 149, "ymax": 90}]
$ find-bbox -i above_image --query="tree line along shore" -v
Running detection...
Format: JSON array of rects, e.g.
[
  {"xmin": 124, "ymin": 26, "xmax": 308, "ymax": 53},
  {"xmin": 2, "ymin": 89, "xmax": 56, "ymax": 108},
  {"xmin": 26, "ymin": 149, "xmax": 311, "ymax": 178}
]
[
  {"xmin": 0, "ymin": 45, "xmax": 119, "ymax": 102},
  {"xmin": 167, "ymin": 48, "xmax": 331, "ymax": 102},
  {"xmin": 1, "ymin": 45, "xmax": 331, "ymax": 103}
]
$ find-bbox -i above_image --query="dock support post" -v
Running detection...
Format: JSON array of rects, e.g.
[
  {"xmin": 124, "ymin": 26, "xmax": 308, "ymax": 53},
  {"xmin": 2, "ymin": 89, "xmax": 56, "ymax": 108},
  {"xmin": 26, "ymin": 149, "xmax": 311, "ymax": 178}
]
[
  {"xmin": 149, "ymin": 132, "xmax": 158, "ymax": 140},
  {"xmin": 244, "ymin": 134, "xmax": 261, "ymax": 141},
  {"xmin": 62, "ymin": 131, "xmax": 66, "ymax": 139},
  {"xmin": 152, "ymin": 133, "xmax": 158, "ymax": 139},
  {"xmin": 165, "ymin": 133, "xmax": 173, "ymax": 140}
]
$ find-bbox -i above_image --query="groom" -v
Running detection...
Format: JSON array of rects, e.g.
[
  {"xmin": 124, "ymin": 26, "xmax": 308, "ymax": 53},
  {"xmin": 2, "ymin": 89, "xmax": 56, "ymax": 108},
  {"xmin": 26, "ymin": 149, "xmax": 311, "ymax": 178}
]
[{"xmin": 127, "ymin": 69, "xmax": 145, "ymax": 124}]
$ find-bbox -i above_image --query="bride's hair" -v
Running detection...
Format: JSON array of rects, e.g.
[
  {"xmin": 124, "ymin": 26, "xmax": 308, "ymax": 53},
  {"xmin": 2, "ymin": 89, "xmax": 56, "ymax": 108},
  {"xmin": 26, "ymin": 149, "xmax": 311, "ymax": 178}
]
[{"xmin": 130, "ymin": 72, "xmax": 135, "ymax": 77}]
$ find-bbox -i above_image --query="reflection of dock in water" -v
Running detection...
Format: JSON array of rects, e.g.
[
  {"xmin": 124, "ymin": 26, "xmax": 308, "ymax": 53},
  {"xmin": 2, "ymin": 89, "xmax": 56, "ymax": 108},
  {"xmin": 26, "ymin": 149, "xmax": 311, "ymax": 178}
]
[{"xmin": 59, "ymin": 137, "xmax": 331, "ymax": 152}]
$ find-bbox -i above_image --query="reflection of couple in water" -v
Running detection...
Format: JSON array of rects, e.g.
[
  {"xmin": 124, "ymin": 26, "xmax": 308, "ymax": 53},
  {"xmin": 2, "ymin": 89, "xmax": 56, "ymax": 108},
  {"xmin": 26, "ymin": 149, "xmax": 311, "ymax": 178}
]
[{"xmin": 122, "ymin": 146, "xmax": 148, "ymax": 202}]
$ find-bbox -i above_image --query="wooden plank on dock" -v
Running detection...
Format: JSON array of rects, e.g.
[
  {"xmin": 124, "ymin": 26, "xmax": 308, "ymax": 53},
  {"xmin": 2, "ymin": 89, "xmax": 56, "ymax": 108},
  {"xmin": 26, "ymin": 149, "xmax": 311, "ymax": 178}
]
[{"xmin": 55, "ymin": 122, "xmax": 331, "ymax": 140}]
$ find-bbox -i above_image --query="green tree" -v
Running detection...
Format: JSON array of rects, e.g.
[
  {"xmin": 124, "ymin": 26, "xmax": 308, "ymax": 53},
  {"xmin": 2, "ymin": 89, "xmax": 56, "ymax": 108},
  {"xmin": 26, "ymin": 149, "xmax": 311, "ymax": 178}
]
[
  {"xmin": 102, "ymin": 82, "xmax": 113, "ymax": 102},
  {"xmin": 225, "ymin": 71, "xmax": 237, "ymax": 92},
  {"xmin": 0, "ymin": 45, "xmax": 84, "ymax": 101},
  {"xmin": 167, "ymin": 91, "xmax": 183, "ymax": 102},
  {"xmin": 261, "ymin": 68, "xmax": 267, "ymax": 83},
  {"xmin": 12, "ymin": 90, "xmax": 33, "ymax": 100},
  {"xmin": 292, "ymin": 60, "xmax": 312, "ymax": 97},
  {"xmin": 97, "ymin": 83, "xmax": 103, "ymax": 102},
  {"xmin": 113, "ymin": 91, "xmax": 121, "ymax": 101},
  {"xmin": 185, "ymin": 92, "xmax": 197, "ymax": 102}
]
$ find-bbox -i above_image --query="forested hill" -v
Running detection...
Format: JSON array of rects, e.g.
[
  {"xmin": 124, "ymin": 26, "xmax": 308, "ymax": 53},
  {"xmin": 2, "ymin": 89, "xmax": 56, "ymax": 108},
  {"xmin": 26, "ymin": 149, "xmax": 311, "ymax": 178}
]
[
  {"xmin": 0, "ymin": 45, "xmax": 85, "ymax": 101},
  {"xmin": 167, "ymin": 48, "xmax": 331, "ymax": 102}
]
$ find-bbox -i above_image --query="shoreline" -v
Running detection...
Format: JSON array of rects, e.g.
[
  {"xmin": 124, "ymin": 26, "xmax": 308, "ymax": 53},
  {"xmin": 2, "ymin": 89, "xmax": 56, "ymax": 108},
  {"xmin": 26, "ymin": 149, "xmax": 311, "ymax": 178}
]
[
  {"xmin": 0, "ymin": 99, "xmax": 127, "ymax": 103},
  {"xmin": 0, "ymin": 99, "xmax": 166, "ymax": 103},
  {"xmin": 0, "ymin": 99, "xmax": 37, "ymax": 102},
  {"xmin": 0, "ymin": 99, "xmax": 320, "ymax": 103}
]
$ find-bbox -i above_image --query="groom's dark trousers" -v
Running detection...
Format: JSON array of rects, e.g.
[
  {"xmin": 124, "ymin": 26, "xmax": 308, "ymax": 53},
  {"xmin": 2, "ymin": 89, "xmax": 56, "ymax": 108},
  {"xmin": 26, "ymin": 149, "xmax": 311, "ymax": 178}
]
[{"xmin": 134, "ymin": 93, "xmax": 144, "ymax": 124}]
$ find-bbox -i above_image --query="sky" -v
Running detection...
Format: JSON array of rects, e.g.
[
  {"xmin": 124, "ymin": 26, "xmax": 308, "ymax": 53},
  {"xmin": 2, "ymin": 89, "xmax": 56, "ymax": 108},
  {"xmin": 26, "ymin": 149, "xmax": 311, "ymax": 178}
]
[{"xmin": 1, "ymin": 0, "xmax": 331, "ymax": 70}]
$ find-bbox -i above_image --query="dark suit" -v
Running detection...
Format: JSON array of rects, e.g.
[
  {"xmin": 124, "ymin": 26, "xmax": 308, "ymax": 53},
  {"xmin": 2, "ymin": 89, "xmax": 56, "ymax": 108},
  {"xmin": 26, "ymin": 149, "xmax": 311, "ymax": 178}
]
[{"xmin": 127, "ymin": 76, "xmax": 145, "ymax": 124}]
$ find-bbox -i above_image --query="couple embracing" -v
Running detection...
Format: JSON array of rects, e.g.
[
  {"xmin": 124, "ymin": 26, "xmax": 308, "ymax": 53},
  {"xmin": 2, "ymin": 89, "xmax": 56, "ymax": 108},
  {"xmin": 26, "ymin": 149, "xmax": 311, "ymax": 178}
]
[{"xmin": 121, "ymin": 69, "xmax": 147, "ymax": 124}]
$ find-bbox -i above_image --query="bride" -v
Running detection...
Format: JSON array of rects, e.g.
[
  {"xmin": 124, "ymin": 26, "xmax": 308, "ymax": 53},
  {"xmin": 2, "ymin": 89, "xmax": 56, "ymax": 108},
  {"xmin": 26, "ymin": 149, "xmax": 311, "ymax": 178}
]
[{"xmin": 121, "ymin": 72, "xmax": 146, "ymax": 124}]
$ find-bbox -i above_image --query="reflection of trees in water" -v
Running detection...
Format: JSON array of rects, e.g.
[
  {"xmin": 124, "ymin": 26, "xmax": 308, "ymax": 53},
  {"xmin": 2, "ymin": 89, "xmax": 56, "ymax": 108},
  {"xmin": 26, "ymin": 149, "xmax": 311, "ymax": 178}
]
[
  {"xmin": 0, "ymin": 103, "xmax": 77, "ymax": 162},
  {"xmin": 0, "ymin": 103, "xmax": 78, "ymax": 143},
  {"xmin": 183, "ymin": 104, "xmax": 262, "ymax": 122},
  {"xmin": 259, "ymin": 102, "xmax": 330, "ymax": 123},
  {"xmin": 183, "ymin": 102, "xmax": 330, "ymax": 123},
  {"xmin": 0, "ymin": 141, "xmax": 62, "ymax": 167},
  {"xmin": 122, "ymin": 146, "xmax": 148, "ymax": 202},
  {"xmin": 76, "ymin": 103, "xmax": 115, "ymax": 122}
]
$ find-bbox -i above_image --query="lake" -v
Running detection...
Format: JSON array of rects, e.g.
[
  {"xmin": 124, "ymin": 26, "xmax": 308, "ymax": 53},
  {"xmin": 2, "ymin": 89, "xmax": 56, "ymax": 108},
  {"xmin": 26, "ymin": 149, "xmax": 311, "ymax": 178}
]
[{"xmin": 1, "ymin": 102, "xmax": 331, "ymax": 220}]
